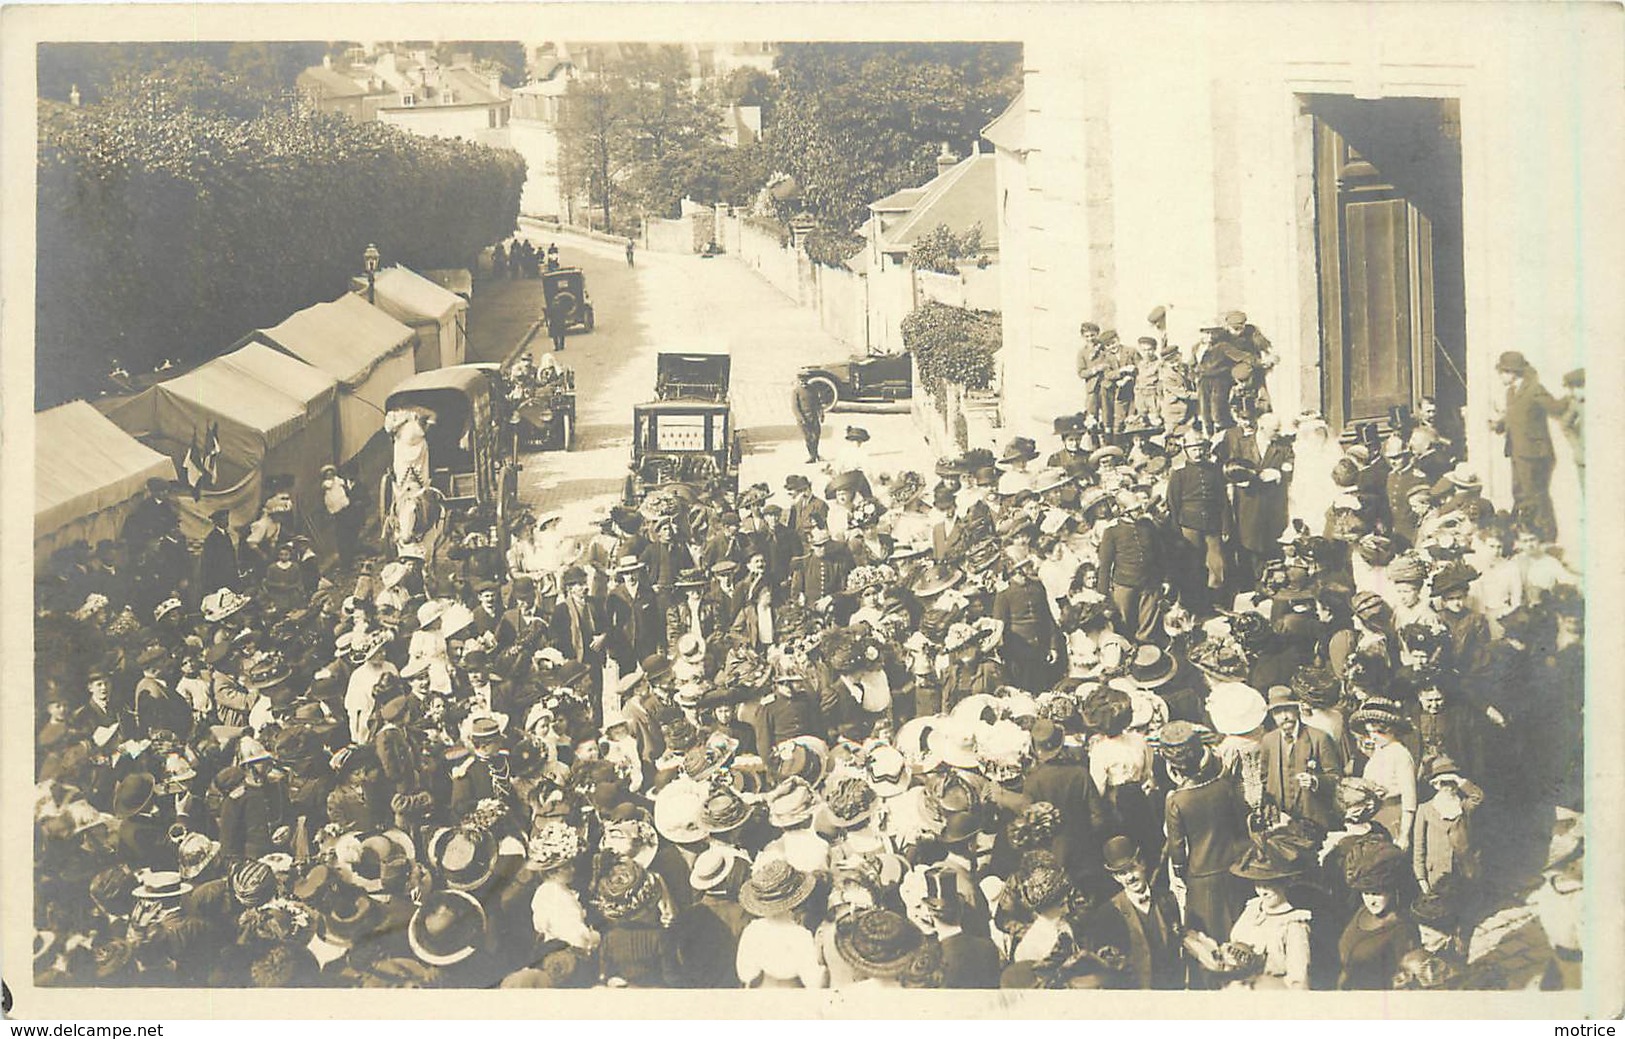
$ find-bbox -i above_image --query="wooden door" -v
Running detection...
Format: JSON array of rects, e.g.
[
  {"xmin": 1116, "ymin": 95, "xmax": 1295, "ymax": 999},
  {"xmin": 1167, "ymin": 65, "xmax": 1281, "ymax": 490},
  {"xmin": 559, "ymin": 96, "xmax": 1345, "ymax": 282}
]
[{"xmin": 1315, "ymin": 119, "xmax": 1436, "ymax": 429}]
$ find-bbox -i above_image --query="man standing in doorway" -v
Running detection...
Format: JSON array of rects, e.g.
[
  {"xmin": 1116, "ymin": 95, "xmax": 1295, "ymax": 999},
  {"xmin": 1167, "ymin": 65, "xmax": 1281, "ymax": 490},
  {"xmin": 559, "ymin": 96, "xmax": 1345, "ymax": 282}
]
[
  {"xmin": 792, "ymin": 372, "xmax": 825, "ymax": 464},
  {"xmin": 1490, "ymin": 351, "xmax": 1564, "ymax": 542}
]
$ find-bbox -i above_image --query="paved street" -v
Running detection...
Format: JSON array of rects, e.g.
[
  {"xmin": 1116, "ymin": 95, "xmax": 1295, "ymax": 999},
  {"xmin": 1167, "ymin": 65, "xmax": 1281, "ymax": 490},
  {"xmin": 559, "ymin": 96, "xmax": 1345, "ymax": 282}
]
[{"xmin": 469, "ymin": 228, "xmax": 934, "ymax": 534}]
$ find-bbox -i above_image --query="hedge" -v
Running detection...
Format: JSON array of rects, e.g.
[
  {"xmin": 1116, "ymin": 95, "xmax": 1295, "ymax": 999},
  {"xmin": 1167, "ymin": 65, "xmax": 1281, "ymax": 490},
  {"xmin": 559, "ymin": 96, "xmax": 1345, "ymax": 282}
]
[
  {"xmin": 900, "ymin": 301, "xmax": 1001, "ymax": 401},
  {"xmin": 36, "ymin": 72, "xmax": 525, "ymax": 408}
]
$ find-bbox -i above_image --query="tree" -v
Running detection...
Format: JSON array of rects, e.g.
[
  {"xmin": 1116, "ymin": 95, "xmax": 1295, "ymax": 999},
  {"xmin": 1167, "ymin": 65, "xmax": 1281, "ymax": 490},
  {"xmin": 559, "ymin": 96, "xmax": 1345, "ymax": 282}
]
[
  {"xmin": 36, "ymin": 64, "xmax": 523, "ymax": 408},
  {"xmin": 763, "ymin": 43, "xmax": 1022, "ymax": 233},
  {"xmin": 558, "ymin": 74, "xmax": 631, "ymax": 230},
  {"xmin": 434, "ymin": 41, "xmax": 528, "ymax": 87},
  {"xmin": 557, "ymin": 45, "xmax": 729, "ymax": 226}
]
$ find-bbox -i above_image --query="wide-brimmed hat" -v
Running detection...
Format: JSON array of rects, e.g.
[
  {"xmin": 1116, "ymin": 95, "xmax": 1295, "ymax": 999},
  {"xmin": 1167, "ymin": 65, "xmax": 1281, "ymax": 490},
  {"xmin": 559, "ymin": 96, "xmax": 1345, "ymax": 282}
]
[
  {"xmin": 864, "ymin": 745, "xmax": 912, "ymax": 798},
  {"xmin": 1090, "ymin": 445, "xmax": 1126, "ymax": 469},
  {"xmin": 772, "ymin": 736, "xmax": 829, "ymax": 787},
  {"xmin": 201, "ymin": 588, "xmax": 252, "ymax": 623},
  {"xmin": 1347, "ymin": 842, "xmax": 1410, "ymax": 893},
  {"xmin": 112, "ymin": 772, "xmax": 157, "ymax": 818},
  {"xmin": 999, "ymin": 437, "xmax": 1039, "ymax": 465},
  {"xmin": 909, "ymin": 563, "xmax": 963, "ymax": 600},
  {"xmin": 594, "ymin": 858, "xmax": 663, "ymax": 921},
  {"xmin": 1430, "ymin": 560, "xmax": 1480, "ymax": 598},
  {"xmin": 1014, "ymin": 851, "xmax": 1070, "ymax": 910},
  {"xmin": 927, "ymin": 719, "xmax": 982, "ymax": 770},
  {"xmin": 132, "ymin": 869, "xmax": 193, "ymax": 900},
  {"xmin": 1290, "ymin": 664, "xmax": 1340, "ymax": 709},
  {"xmin": 817, "ymin": 774, "xmax": 878, "ymax": 830},
  {"xmin": 834, "ymin": 908, "xmax": 923, "ymax": 979},
  {"xmin": 739, "ymin": 856, "xmax": 818, "ymax": 917},
  {"xmin": 230, "ymin": 859, "xmax": 278, "ymax": 908},
  {"xmin": 319, "ymin": 892, "xmax": 387, "ymax": 948},
  {"xmin": 1336, "ymin": 777, "xmax": 1386, "ymax": 816},
  {"xmin": 1349, "ymin": 696, "xmax": 1414, "ymax": 736},
  {"xmin": 1053, "ymin": 412, "xmax": 1089, "ymax": 437},
  {"xmin": 409, "ymin": 889, "xmax": 487, "ymax": 966},
  {"xmin": 526, "ymin": 820, "xmax": 585, "ymax": 872},
  {"xmin": 824, "ymin": 469, "xmax": 868, "ymax": 499},
  {"xmin": 1229, "ymin": 843, "xmax": 1306, "ymax": 882},
  {"xmin": 176, "ymin": 831, "xmax": 222, "ymax": 881},
  {"xmin": 689, "ymin": 845, "xmax": 748, "ymax": 894},
  {"xmin": 1206, "ymin": 682, "xmax": 1268, "ymax": 736},
  {"xmin": 428, "ymin": 826, "xmax": 499, "ymax": 892},
  {"xmin": 701, "ymin": 784, "xmax": 754, "ymax": 835},
  {"xmin": 1129, "ymin": 644, "xmax": 1179, "ymax": 688},
  {"xmin": 246, "ymin": 653, "xmax": 293, "ymax": 692},
  {"xmin": 612, "ymin": 554, "xmax": 647, "ymax": 575},
  {"xmin": 765, "ymin": 776, "xmax": 820, "ymax": 828},
  {"xmin": 653, "ymin": 779, "xmax": 710, "ymax": 844}
]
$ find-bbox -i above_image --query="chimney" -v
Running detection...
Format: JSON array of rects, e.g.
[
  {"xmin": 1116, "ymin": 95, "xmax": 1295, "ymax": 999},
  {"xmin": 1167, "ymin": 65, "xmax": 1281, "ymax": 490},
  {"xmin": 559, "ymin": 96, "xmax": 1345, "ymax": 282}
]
[
  {"xmin": 936, "ymin": 142, "xmax": 958, "ymax": 175},
  {"xmin": 69, "ymin": 83, "xmax": 81, "ymax": 107},
  {"xmin": 488, "ymin": 72, "xmax": 503, "ymax": 97}
]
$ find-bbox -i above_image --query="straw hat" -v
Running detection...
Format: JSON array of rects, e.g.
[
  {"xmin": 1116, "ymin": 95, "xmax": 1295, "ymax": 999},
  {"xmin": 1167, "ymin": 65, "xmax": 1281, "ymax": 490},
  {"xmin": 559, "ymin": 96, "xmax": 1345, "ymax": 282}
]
[
  {"xmin": 834, "ymin": 908, "xmax": 924, "ymax": 980},
  {"xmin": 653, "ymin": 779, "xmax": 710, "ymax": 844},
  {"xmin": 739, "ymin": 856, "xmax": 818, "ymax": 917}
]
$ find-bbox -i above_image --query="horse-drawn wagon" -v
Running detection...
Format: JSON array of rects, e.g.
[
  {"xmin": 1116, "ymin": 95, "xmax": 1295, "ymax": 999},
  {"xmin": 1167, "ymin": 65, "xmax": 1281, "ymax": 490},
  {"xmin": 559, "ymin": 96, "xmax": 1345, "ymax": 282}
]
[{"xmin": 382, "ymin": 365, "xmax": 520, "ymax": 557}]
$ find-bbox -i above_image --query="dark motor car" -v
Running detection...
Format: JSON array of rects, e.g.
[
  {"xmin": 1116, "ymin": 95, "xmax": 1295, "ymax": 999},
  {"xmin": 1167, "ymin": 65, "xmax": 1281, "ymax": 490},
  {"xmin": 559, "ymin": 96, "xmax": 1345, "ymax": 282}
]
[
  {"xmin": 796, "ymin": 351, "xmax": 912, "ymax": 409},
  {"xmin": 542, "ymin": 267, "xmax": 595, "ymax": 333},
  {"xmin": 626, "ymin": 348, "xmax": 742, "ymax": 503}
]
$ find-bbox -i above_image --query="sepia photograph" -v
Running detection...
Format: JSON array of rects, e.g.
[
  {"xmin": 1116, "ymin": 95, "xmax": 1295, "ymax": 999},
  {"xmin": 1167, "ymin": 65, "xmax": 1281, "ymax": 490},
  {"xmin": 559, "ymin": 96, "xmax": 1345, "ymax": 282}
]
[{"xmin": 3, "ymin": 1, "xmax": 1621, "ymax": 1021}]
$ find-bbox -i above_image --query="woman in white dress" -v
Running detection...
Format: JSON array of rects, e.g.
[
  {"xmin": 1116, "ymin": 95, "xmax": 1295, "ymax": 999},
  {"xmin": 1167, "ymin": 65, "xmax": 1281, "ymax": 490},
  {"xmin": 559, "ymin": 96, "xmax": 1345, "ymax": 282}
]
[{"xmin": 1288, "ymin": 412, "xmax": 1342, "ymax": 529}]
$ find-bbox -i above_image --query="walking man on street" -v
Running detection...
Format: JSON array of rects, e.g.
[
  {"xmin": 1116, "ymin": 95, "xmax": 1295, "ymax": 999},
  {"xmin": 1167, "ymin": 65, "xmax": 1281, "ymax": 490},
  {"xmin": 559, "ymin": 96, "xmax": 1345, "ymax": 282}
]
[
  {"xmin": 792, "ymin": 372, "xmax": 825, "ymax": 464},
  {"xmin": 547, "ymin": 300, "xmax": 569, "ymax": 353},
  {"xmin": 1490, "ymin": 350, "xmax": 1564, "ymax": 542},
  {"xmin": 626, "ymin": 236, "xmax": 636, "ymax": 267}
]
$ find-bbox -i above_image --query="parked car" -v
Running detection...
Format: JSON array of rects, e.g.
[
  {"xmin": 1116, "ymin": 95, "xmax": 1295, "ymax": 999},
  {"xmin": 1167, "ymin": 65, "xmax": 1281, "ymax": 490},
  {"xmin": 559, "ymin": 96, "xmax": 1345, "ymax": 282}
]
[
  {"xmin": 796, "ymin": 351, "xmax": 913, "ymax": 409},
  {"xmin": 542, "ymin": 267, "xmax": 594, "ymax": 333},
  {"xmin": 626, "ymin": 348, "xmax": 742, "ymax": 504}
]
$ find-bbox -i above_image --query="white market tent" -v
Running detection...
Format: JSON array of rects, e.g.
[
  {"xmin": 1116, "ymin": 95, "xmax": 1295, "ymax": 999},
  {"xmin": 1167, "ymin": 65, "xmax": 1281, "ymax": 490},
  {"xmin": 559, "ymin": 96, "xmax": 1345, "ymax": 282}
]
[
  {"xmin": 353, "ymin": 266, "xmax": 469, "ymax": 371},
  {"xmin": 35, "ymin": 401, "xmax": 177, "ymax": 564},
  {"xmin": 255, "ymin": 293, "xmax": 416, "ymax": 462},
  {"xmin": 103, "ymin": 342, "xmax": 340, "ymax": 543}
]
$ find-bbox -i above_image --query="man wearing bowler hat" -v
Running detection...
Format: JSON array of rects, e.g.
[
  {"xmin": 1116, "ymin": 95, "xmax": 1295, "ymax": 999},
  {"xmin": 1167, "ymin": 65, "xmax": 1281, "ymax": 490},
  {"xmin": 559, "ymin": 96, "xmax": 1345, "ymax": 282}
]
[
  {"xmin": 1083, "ymin": 835, "xmax": 1186, "ymax": 989},
  {"xmin": 1258, "ymin": 685, "xmax": 1344, "ymax": 831},
  {"xmin": 1490, "ymin": 350, "xmax": 1565, "ymax": 542},
  {"xmin": 792, "ymin": 371, "xmax": 825, "ymax": 464}
]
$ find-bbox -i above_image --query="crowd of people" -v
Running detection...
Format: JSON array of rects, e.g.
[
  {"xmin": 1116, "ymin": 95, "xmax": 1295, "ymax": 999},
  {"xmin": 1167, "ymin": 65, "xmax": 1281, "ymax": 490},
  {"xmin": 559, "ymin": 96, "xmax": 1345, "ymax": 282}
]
[{"xmin": 31, "ymin": 311, "xmax": 1586, "ymax": 992}]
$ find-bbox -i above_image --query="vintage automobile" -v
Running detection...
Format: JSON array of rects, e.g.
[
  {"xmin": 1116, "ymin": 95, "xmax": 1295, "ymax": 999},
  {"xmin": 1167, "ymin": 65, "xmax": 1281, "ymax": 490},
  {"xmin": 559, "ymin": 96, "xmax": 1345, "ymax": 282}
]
[
  {"xmin": 796, "ymin": 350, "xmax": 913, "ymax": 409},
  {"xmin": 505, "ymin": 355, "xmax": 577, "ymax": 452},
  {"xmin": 626, "ymin": 348, "xmax": 742, "ymax": 504},
  {"xmin": 542, "ymin": 266, "xmax": 595, "ymax": 333},
  {"xmin": 383, "ymin": 364, "xmax": 519, "ymax": 550}
]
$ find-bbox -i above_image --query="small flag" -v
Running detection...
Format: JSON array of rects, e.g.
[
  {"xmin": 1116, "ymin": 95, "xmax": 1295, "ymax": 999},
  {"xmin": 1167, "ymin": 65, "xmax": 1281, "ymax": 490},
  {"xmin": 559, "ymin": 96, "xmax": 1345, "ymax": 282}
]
[{"xmin": 183, "ymin": 422, "xmax": 221, "ymax": 500}]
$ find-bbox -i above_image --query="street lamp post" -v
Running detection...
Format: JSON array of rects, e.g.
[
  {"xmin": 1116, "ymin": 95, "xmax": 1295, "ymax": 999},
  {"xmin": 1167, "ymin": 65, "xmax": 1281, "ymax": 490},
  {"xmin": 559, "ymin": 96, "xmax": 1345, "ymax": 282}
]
[{"xmin": 364, "ymin": 243, "xmax": 381, "ymax": 303}]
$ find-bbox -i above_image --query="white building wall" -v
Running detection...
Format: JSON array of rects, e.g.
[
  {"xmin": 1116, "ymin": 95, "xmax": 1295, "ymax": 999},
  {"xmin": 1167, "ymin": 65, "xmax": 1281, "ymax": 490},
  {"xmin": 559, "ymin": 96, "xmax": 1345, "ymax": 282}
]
[
  {"xmin": 1008, "ymin": 5, "xmax": 1620, "ymax": 544},
  {"xmin": 378, "ymin": 105, "xmax": 499, "ymax": 139}
]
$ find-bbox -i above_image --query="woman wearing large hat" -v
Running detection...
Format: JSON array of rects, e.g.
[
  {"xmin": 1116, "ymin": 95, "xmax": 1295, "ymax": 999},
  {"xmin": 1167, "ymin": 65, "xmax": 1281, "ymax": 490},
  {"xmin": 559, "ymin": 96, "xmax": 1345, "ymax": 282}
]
[
  {"xmin": 1350, "ymin": 697, "xmax": 1418, "ymax": 850},
  {"xmin": 408, "ymin": 888, "xmax": 490, "ymax": 979},
  {"xmin": 735, "ymin": 855, "xmax": 827, "ymax": 988},
  {"xmin": 831, "ymin": 907, "xmax": 924, "ymax": 988},
  {"xmin": 1209, "ymin": 838, "xmax": 1315, "ymax": 990},
  {"xmin": 594, "ymin": 857, "xmax": 671, "ymax": 987},
  {"xmin": 1336, "ymin": 842, "xmax": 1421, "ymax": 990}
]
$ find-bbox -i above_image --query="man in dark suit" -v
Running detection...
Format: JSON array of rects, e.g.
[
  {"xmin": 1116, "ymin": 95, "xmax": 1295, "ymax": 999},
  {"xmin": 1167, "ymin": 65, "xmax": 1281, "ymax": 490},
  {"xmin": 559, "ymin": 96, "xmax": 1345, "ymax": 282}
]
[
  {"xmin": 1026, "ymin": 720, "xmax": 1106, "ymax": 891},
  {"xmin": 548, "ymin": 566, "xmax": 606, "ymax": 666},
  {"xmin": 1164, "ymin": 434, "xmax": 1228, "ymax": 609},
  {"xmin": 992, "ymin": 545, "xmax": 1063, "ymax": 690},
  {"xmin": 1095, "ymin": 490, "xmax": 1164, "ymax": 643},
  {"xmin": 605, "ymin": 556, "xmax": 666, "ymax": 673},
  {"xmin": 699, "ymin": 510, "xmax": 750, "ymax": 571},
  {"xmin": 1084, "ymin": 836, "xmax": 1186, "ymax": 990},
  {"xmin": 785, "ymin": 474, "xmax": 828, "ymax": 543},
  {"xmin": 1490, "ymin": 350, "xmax": 1565, "ymax": 542},
  {"xmin": 496, "ymin": 577, "xmax": 548, "ymax": 655},
  {"xmin": 790, "ymin": 527, "xmax": 852, "ymax": 608},
  {"xmin": 748, "ymin": 504, "xmax": 799, "ymax": 586},
  {"xmin": 1258, "ymin": 686, "xmax": 1343, "ymax": 831},
  {"xmin": 792, "ymin": 373, "xmax": 825, "ymax": 463},
  {"xmin": 199, "ymin": 508, "xmax": 240, "ymax": 595},
  {"xmin": 1217, "ymin": 410, "xmax": 1294, "ymax": 587}
]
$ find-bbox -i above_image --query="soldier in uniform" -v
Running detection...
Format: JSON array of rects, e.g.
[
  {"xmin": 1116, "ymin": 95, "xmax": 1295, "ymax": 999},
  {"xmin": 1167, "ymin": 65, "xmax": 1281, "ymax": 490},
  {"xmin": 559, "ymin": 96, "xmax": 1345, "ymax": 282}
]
[
  {"xmin": 450, "ymin": 714, "xmax": 516, "ymax": 817},
  {"xmin": 1164, "ymin": 433, "xmax": 1229, "ymax": 611},
  {"xmin": 992, "ymin": 544, "xmax": 1064, "ymax": 690},
  {"xmin": 792, "ymin": 372, "xmax": 825, "ymax": 464},
  {"xmin": 1095, "ymin": 489, "xmax": 1165, "ymax": 643}
]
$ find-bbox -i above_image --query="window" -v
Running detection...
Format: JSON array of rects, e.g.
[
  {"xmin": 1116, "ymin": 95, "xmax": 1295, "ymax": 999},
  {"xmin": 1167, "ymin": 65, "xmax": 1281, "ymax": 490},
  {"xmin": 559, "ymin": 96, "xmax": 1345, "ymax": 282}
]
[{"xmin": 402, "ymin": 92, "xmax": 415, "ymax": 107}]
